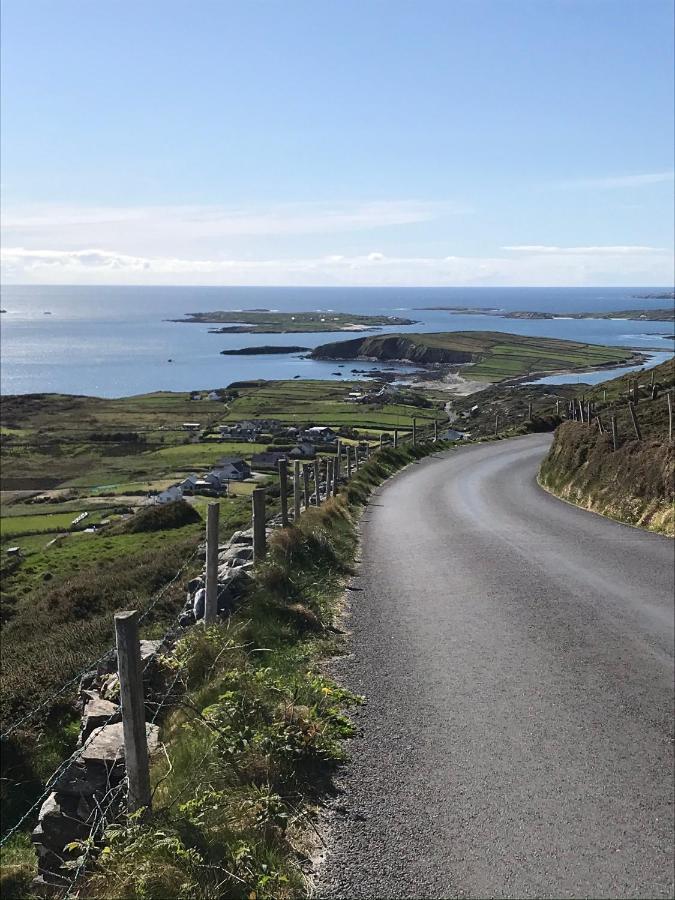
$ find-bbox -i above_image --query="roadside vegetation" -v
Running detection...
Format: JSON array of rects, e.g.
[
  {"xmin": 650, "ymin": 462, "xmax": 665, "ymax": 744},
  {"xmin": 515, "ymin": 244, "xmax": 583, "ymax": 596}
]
[
  {"xmin": 1, "ymin": 438, "xmax": 451, "ymax": 900},
  {"xmin": 539, "ymin": 359, "xmax": 674, "ymax": 534}
]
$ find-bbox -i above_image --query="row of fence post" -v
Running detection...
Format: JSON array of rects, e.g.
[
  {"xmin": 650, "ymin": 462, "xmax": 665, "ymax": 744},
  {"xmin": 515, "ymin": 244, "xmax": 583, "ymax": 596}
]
[{"xmin": 110, "ymin": 421, "xmax": 446, "ymax": 822}]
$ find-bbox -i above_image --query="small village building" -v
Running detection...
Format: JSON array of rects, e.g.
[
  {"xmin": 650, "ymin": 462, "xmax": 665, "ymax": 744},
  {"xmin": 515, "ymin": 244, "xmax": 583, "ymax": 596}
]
[
  {"xmin": 210, "ymin": 458, "xmax": 251, "ymax": 482},
  {"xmin": 178, "ymin": 474, "xmax": 200, "ymax": 493},
  {"xmin": 289, "ymin": 442, "xmax": 316, "ymax": 459},
  {"xmin": 182, "ymin": 422, "xmax": 201, "ymax": 431},
  {"xmin": 303, "ymin": 426, "xmax": 336, "ymax": 443},
  {"xmin": 251, "ymin": 450, "xmax": 288, "ymax": 471},
  {"xmin": 154, "ymin": 484, "xmax": 184, "ymax": 504}
]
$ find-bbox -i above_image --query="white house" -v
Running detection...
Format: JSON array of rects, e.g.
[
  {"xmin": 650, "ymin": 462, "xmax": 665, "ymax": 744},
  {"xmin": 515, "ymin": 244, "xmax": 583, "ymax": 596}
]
[
  {"xmin": 154, "ymin": 484, "xmax": 184, "ymax": 504},
  {"xmin": 207, "ymin": 391, "xmax": 221, "ymax": 401},
  {"xmin": 210, "ymin": 458, "xmax": 251, "ymax": 482}
]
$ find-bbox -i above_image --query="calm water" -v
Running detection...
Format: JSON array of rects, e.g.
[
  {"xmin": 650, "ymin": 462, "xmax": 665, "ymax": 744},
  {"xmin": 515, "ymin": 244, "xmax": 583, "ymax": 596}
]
[{"xmin": 1, "ymin": 285, "xmax": 672, "ymax": 397}]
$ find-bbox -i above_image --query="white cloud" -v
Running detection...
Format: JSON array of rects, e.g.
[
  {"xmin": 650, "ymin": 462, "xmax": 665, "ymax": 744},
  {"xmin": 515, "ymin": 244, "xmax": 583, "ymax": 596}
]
[
  {"xmin": 1, "ymin": 200, "xmax": 459, "ymax": 247},
  {"xmin": 2, "ymin": 245, "xmax": 672, "ymax": 287},
  {"xmin": 503, "ymin": 244, "xmax": 667, "ymax": 255},
  {"xmin": 554, "ymin": 171, "xmax": 675, "ymax": 190}
]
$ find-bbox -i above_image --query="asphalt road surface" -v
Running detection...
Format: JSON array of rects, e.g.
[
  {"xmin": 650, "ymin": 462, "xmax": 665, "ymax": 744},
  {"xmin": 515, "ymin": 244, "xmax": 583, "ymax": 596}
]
[{"xmin": 316, "ymin": 434, "xmax": 674, "ymax": 900}]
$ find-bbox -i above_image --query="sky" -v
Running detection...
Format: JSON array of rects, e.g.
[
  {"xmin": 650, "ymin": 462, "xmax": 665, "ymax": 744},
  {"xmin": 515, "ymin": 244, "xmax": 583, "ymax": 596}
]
[{"xmin": 1, "ymin": 0, "xmax": 673, "ymax": 287}]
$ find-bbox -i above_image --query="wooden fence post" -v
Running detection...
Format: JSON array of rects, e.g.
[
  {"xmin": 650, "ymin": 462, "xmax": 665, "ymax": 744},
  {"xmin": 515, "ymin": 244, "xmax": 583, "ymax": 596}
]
[
  {"xmin": 293, "ymin": 461, "xmax": 301, "ymax": 521},
  {"xmin": 302, "ymin": 464, "xmax": 311, "ymax": 510},
  {"xmin": 628, "ymin": 401, "xmax": 642, "ymax": 440},
  {"xmin": 204, "ymin": 502, "xmax": 219, "ymax": 625},
  {"xmin": 336, "ymin": 441, "xmax": 342, "ymax": 479},
  {"xmin": 332, "ymin": 456, "xmax": 338, "ymax": 494},
  {"xmin": 596, "ymin": 417, "xmax": 604, "ymax": 434},
  {"xmin": 527, "ymin": 402, "xmax": 533, "ymax": 420},
  {"xmin": 603, "ymin": 388, "xmax": 607, "ymax": 403},
  {"xmin": 556, "ymin": 398, "xmax": 560, "ymax": 416},
  {"xmin": 278, "ymin": 459, "xmax": 289, "ymax": 527},
  {"xmin": 313, "ymin": 458, "xmax": 320, "ymax": 504},
  {"xmin": 412, "ymin": 418, "xmax": 417, "ymax": 446},
  {"xmin": 494, "ymin": 414, "xmax": 499, "ymax": 436},
  {"xmin": 667, "ymin": 392, "xmax": 673, "ymax": 442},
  {"xmin": 252, "ymin": 488, "xmax": 267, "ymax": 560},
  {"xmin": 379, "ymin": 433, "xmax": 384, "ymax": 449},
  {"xmin": 346, "ymin": 445, "xmax": 352, "ymax": 479},
  {"xmin": 394, "ymin": 429, "xmax": 399, "ymax": 448},
  {"xmin": 114, "ymin": 610, "xmax": 151, "ymax": 814},
  {"xmin": 611, "ymin": 415, "xmax": 618, "ymax": 451},
  {"xmin": 434, "ymin": 419, "xmax": 438, "ymax": 441}
]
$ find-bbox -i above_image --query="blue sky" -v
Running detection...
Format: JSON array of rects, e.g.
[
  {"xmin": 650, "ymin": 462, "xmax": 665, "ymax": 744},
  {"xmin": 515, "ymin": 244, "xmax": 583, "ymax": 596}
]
[{"xmin": 1, "ymin": 0, "xmax": 673, "ymax": 286}]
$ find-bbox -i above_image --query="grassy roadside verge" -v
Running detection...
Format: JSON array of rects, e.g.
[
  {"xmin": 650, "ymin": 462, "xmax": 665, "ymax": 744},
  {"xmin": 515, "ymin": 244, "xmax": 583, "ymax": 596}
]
[
  {"xmin": 1, "ymin": 440, "xmax": 451, "ymax": 900},
  {"xmin": 539, "ymin": 424, "xmax": 674, "ymax": 535}
]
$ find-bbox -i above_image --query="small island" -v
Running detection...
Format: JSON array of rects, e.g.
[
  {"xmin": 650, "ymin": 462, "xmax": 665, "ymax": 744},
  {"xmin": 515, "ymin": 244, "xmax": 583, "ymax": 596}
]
[
  {"xmin": 172, "ymin": 309, "xmax": 418, "ymax": 333},
  {"xmin": 220, "ymin": 345, "xmax": 309, "ymax": 356},
  {"xmin": 414, "ymin": 305, "xmax": 674, "ymax": 322}
]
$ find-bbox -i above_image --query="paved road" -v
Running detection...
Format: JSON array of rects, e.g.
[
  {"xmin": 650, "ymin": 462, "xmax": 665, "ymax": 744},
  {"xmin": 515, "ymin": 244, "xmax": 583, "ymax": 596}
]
[{"xmin": 316, "ymin": 435, "xmax": 674, "ymax": 900}]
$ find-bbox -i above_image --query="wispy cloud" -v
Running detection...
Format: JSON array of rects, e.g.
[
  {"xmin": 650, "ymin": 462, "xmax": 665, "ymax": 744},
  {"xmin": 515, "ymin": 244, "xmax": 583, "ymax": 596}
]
[
  {"xmin": 3, "ymin": 245, "xmax": 672, "ymax": 287},
  {"xmin": 1, "ymin": 200, "xmax": 459, "ymax": 242},
  {"xmin": 503, "ymin": 244, "xmax": 667, "ymax": 255},
  {"xmin": 554, "ymin": 171, "xmax": 675, "ymax": 190}
]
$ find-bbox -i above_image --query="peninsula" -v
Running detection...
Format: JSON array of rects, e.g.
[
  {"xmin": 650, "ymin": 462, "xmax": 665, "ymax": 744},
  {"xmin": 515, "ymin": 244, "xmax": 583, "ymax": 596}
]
[
  {"xmin": 414, "ymin": 306, "xmax": 674, "ymax": 322},
  {"xmin": 172, "ymin": 310, "xmax": 417, "ymax": 333},
  {"xmin": 220, "ymin": 345, "xmax": 309, "ymax": 355},
  {"xmin": 310, "ymin": 331, "xmax": 641, "ymax": 380}
]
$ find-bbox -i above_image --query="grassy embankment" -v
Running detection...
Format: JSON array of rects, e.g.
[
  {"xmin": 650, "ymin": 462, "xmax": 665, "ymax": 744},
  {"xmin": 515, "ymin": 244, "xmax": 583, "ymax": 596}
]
[
  {"xmin": 538, "ymin": 359, "xmax": 674, "ymax": 534},
  {"xmin": 173, "ymin": 310, "xmax": 417, "ymax": 333},
  {"xmin": 310, "ymin": 331, "xmax": 637, "ymax": 380},
  {"xmin": 1, "ymin": 439, "xmax": 451, "ymax": 900}
]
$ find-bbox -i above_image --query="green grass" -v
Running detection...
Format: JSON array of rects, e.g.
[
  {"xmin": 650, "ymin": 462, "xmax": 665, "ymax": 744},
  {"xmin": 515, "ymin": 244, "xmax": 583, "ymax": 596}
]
[
  {"xmin": 538, "ymin": 358, "xmax": 674, "ymax": 534},
  {"xmin": 0, "ymin": 510, "xmax": 113, "ymax": 539}
]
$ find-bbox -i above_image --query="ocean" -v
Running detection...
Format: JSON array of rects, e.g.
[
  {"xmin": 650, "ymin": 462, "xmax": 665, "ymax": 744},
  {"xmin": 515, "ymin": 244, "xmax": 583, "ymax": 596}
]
[{"xmin": 0, "ymin": 285, "xmax": 672, "ymax": 397}]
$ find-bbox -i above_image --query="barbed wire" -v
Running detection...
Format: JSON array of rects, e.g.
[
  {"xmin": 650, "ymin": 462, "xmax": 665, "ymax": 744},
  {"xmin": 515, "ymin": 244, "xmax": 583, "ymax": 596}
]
[
  {"xmin": 1, "ymin": 547, "xmax": 201, "ymax": 742},
  {"xmin": 0, "ymin": 703, "xmax": 123, "ymax": 848}
]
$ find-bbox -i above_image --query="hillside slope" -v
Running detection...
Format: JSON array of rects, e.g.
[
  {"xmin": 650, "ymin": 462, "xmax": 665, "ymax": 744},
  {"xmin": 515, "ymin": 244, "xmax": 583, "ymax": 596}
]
[{"xmin": 539, "ymin": 359, "xmax": 674, "ymax": 534}]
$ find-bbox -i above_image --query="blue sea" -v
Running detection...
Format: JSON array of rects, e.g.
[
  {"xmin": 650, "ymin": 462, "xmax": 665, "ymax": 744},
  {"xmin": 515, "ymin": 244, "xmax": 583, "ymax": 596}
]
[{"xmin": 0, "ymin": 285, "xmax": 672, "ymax": 397}]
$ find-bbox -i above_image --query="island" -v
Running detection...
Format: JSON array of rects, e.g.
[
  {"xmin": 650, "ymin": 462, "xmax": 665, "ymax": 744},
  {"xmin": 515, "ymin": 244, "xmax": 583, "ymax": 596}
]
[
  {"xmin": 220, "ymin": 345, "xmax": 309, "ymax": 356},
  {"xmin": 310, "ymin": 331, "xmax": 643, "ymax": 381},
  {"xmin": 171, "ymin": 309, "xmax": 418, "ymax": 333},
  {"xmin": 414, "ymin": 306, "xmax": 674, "ymax": 322}
]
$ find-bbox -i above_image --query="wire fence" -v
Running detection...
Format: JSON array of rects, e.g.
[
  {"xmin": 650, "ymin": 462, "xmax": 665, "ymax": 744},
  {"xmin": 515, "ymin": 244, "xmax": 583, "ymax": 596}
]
[{"xmin": 0, "ymin": 547, "xmax": 201, "ymax": 742}]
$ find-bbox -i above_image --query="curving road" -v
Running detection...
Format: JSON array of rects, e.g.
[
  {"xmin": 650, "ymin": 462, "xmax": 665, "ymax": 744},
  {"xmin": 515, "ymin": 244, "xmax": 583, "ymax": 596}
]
[{"xmin": 316, "ymin": 434, "xmax": 674, "ymax": 900}]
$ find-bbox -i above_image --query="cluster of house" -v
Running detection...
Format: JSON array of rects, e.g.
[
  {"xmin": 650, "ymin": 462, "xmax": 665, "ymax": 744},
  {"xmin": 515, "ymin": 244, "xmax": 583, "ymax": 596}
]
[
  {"xmin": 219, "ymin": 420, "xmax": 338, "ymax": 445},
  {"xmin": 344, "ymin": 385, "xmax": 397, "ymax": 403},
  {"xmin": 152, "ymin": 457, "xmax": 252, "ymax": 504}
]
